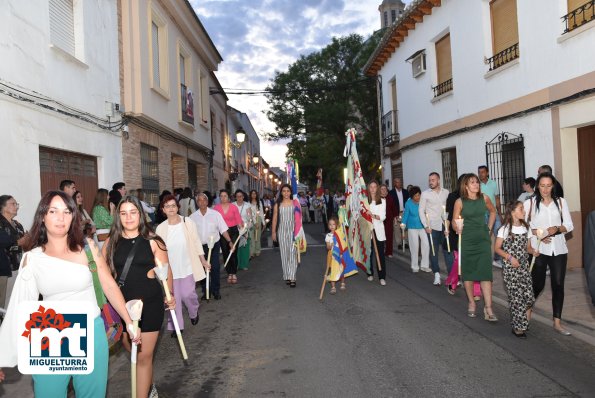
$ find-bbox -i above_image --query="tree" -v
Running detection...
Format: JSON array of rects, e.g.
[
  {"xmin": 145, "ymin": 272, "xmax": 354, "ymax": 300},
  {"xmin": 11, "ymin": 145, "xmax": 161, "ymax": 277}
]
[{"xmin": 265, "ymin": 32, "xmax": 384, "ymax": 190}]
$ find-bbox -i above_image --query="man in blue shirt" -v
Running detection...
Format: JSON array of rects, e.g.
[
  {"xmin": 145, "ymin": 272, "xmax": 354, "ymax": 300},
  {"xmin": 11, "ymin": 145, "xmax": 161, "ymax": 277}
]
[{"xmin": 478, "ymin": 165, "xmax": 502, "ymax": 267}]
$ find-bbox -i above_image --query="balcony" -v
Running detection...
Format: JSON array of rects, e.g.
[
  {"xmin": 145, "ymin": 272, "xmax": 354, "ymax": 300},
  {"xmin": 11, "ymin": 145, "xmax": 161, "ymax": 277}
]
[
  {"xmin": 486, "ymin": 43, "xmax": 519, "ymax": 71},
  {"xmin": 180, "ymin": 83, "xmax": 194, "ymax": 125},
  {"xmin": 563, "ymin": 0, "xmax": 595, "ymax": 34},
  {"xmin": 381, "ymin": 110, "xmax": 399, "ymax": 146},
  {"xmin": 432, "ymin": 78, "xmax": 453, "ymax": 98}
]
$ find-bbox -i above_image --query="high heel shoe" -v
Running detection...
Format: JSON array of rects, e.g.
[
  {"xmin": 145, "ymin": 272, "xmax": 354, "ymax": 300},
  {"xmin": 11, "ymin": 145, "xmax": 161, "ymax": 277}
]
[
  {"xmin": 467, "ymin": 305, "xmax": 477, "ymax": 318},
  {"xmin": 484, "ymin": 307, "xmax": 498, "ymax": 322}
]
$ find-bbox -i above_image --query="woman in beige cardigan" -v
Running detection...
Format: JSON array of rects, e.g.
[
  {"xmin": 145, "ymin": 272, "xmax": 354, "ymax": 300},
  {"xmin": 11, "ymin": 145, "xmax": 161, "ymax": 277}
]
[{"xmin": 156, "ymin": 194, "xmax": 210, "ymax": 337}]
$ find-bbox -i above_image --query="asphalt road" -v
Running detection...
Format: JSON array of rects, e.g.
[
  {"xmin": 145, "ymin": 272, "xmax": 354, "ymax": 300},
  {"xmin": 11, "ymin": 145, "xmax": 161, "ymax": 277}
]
[{"xmin": 103, "ymin": 223, "xmax": 595, "ymax": 398}]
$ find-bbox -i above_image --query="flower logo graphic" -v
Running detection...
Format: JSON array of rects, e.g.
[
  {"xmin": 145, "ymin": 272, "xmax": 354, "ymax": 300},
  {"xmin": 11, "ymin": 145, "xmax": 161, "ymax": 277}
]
[{"xmin": 21, "ymin": 305, "xmax": 72, "ymax": 350}]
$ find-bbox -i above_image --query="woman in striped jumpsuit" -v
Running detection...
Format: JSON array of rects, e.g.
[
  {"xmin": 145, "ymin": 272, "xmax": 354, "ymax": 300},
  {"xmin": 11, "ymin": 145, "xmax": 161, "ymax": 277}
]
[{"xmin": 272, "ymin": 184, "xmax": 299, "ymax": 287}]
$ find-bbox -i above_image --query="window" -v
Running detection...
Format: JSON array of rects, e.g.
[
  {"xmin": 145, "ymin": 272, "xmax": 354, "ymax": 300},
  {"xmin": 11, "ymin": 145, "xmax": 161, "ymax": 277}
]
[
  {"xmin": 488, "ymin": 0, "xmax": 519, "ymax": 70},
  {"xmin": 141, "ymin": 143, "xmax": 160, "ymax": 205},
  {"xmin": 441, "ymin": 148, "xmax": 458, "ymax": 194},
  {"xmin": 150, "ymin": 10, "xmax": 168, "ymax": 94},
  {"xmin": 564, "ymin": 0, "xmax": 595, "ymax": 33},
  {"xmin": 49, "ymin": 0, "xmax": 75, "ymax": 56},
  {"xmin": 178, "ymin": 46, "xmax": 194, "ymax": 124},
  {"xmin": 433, "ymin": 33, "xmax": 453, "ymax": 97},
  {"xmin": 198, "ymin": 70, "xmax": 209, "ymax": 124},
  {"xmin": 486, "ymin": 132, "xmax": 525, "ymax": 213},
  {"xmin": 391, "ymin": 10, "xmax": 396, "ymax": 23},
  {"xmin": 384, "ymin": 11, "xmax": 388, "ymax": 27}
]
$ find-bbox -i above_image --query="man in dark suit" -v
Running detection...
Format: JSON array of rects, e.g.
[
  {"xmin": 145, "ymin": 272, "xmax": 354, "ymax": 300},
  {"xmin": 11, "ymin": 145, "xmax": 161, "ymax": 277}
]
[
  {"xmin": 388, "ymin": 178, "xmax": 409, "ymax": 249},
  {"xmin": 322, "ymin": 189, "xmax": 334, "ymax": 233}
]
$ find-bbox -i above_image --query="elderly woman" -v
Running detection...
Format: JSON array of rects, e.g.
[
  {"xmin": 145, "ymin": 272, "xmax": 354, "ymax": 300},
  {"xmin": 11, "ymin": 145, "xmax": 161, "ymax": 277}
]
[
  {"xmin": 213, "ymin": 190, "xmax": 243, "ymax": 284},
  {"xmin": 0, "ymin": 191, "xmax": 139, "ymax": 397},
  {"xmin": 0, "ymin": 195, "xmax": 27, "ymax": 310},
  {"xmin": 156, "ymin": 194, "xmax": 209, "ymax": 337}
]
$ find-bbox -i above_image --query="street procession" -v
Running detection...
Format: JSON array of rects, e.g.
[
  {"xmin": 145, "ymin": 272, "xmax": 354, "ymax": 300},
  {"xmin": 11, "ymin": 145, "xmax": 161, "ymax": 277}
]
[{"xmin": 1, "ymin": 0, "xmax": 595, "ymax": 397}]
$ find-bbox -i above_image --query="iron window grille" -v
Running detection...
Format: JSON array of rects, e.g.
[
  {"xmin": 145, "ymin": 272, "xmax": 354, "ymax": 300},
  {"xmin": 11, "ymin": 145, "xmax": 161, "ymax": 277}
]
[
  {"xmin": 381, "ymin": 110, "xmax": 400, "ymax": 146},
  {"xmin": 562, "ymin": 0, "xmax": 595, "ymax": 34},
  {"xmin": 486, "ymin": 43, "xmax": 519, "ymax": 71},
  {"xmin": 141, "ymin": 143, "xmax": 160, "ymax": 206},
  {"xmin": 432, "ymin": 78, "xmax": 453, "ymax": 98},
  {"xmin": 485, "ymin": 132, "xmax": 525, "ymax": 214}
]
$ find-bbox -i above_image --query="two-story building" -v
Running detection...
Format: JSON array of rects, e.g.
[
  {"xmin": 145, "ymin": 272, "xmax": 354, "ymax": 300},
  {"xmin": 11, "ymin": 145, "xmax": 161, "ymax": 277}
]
[
  {"xmin": 119, "ymin": 0, "xmax": 223, "ymax": 205},
  {"xmin": 227, "ymin": 106, "xmax": 263, "ymax": 194},
  {"xmin": 0, "ymin": 0, "xmax": 124, "ymax": 225},
  {"xmin": 365, "ymin": 0, "xmax": 595, "ymax": 268}
]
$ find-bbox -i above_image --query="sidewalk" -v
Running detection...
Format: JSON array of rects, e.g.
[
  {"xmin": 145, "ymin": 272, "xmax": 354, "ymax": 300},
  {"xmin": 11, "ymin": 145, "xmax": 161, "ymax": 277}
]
[{"xmin": 390, "ymin": 249, "xmax": 595, "ymax": 346}]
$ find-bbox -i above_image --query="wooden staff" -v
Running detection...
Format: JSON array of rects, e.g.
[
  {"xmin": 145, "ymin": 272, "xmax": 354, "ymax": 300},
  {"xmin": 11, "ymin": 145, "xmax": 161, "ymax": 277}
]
[
  {"xmin": 425, "ymin": 212, "xmax": 435, "ymax": 256},
  {"xmin": 319, "ymin": 250, "xmax": 332, "ymax": 300},
  {"xmin": 223, "ymin": 225, "xmax": 247, "ymax": 269}
]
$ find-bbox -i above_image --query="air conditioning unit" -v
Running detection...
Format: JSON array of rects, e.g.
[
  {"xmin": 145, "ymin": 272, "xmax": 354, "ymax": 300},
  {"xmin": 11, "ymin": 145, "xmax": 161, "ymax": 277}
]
[{"xmin": 411, "ymin": 52, "xmax": 426, "ymax": 78}]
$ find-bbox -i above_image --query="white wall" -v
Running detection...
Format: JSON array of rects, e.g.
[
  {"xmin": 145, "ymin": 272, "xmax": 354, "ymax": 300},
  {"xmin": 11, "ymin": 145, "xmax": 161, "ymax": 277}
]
[
  {"xmin": 0, "ymin": 0, "xmax": 122, "ymax": 227},
  {"xmin": 401, "ymin": 110, "xmax": 554, "ymax": 190},
  {"xmin": 379, "ymin": 0, "xmax": 595, "ymax": 139}
]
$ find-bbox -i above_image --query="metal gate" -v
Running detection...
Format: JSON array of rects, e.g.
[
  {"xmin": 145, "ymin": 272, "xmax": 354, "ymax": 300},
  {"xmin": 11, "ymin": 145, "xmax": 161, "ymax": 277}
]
[{"xmin": 485, "ymin": 132, "xmax": 525, "ymax": 212}]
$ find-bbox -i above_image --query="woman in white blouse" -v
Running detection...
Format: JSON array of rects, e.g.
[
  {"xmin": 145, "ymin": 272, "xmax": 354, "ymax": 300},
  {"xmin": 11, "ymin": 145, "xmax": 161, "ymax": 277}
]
[
  {"xmin": 367, "ymin": 181, "xmax": 387, "ymax": 286},
  {"xmin": 524, "ymin": 172, "xmax": 574, "ymax": 335},
  {"xmin": 234, "ymin": 190, "xmax": 253, "ymax": 270}
]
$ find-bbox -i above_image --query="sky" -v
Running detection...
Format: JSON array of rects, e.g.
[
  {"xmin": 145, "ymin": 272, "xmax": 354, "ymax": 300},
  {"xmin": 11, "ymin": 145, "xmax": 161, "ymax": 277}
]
[{"xmin": 191, "ymin": 0, "xmax": 407, "ymax": 168}]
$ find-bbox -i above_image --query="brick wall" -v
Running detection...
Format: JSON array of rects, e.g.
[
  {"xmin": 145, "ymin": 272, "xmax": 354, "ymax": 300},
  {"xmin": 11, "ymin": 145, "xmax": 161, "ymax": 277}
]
[{"xmin": 172, "ymin": 155, "xmax": 187, "ymax": 189}]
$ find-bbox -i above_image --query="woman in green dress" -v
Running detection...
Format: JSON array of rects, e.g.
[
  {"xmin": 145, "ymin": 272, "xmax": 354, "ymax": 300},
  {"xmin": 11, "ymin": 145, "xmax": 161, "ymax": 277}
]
[{"xmin": 453, "ymin": 173, "xmax": 498, "ymax": 321}]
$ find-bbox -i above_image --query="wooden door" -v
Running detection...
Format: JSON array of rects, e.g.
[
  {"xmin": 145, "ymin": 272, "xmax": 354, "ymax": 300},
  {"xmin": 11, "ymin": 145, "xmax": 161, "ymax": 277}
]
[
  {"xmin": 39, "ymin": 147, "xmax": 98, "ymax": 212},
  {"xmin": 578, "ymin": 125, "xmax": 595, "ymax": 225}
]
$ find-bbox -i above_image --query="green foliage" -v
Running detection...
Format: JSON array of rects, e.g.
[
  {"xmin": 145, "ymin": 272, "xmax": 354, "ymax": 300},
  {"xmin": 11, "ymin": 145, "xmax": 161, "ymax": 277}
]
[{"xmin": 265, "ymin": 32, "xmax": 384, "ymax": 190}]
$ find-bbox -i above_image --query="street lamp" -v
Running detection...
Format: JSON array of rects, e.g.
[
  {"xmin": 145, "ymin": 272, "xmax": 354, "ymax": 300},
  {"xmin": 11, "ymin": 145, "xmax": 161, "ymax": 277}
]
[
  {"xmin": 252, "ymin": 154, "xmax": 259, "ymax": 165},
  {"xmin": 229, "ymin": 127, "xmax": 246, "ymax": 148},
  {"xmin": 263, "ymin": 168, "xmax": 268, "ymax": 174}
]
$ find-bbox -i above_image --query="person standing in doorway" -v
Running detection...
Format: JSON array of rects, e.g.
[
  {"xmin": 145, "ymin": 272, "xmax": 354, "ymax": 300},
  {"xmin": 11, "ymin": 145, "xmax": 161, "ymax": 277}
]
[
  {"xmin": 419, "ymin": 172, "xmax": 452, "ymax": 286},
  {"xmin": 478, "ymin": 165, "xmax": 502, "ymax": 267}
]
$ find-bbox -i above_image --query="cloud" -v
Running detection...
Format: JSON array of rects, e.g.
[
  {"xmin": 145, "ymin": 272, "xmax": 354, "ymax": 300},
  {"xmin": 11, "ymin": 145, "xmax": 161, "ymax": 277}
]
[{"xmin": 191, "ymin": 0, "xmax": 395, "ymax": 167}]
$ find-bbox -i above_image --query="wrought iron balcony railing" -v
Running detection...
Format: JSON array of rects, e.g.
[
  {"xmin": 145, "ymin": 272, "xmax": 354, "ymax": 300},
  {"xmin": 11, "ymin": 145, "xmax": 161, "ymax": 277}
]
[
  {"xmin": 486, "ymin": 43, "xmax": 519, "ymax": 71},
  {"xmin": 563, "ymin": 0, "xmax": 595, "ymax": 34},
  {"xmin": 381, "ymin": 110, "xmax": 399, "ymax": 146},
  {"xmin": 432, "ymin": 78, "xmax": 453, "ymax": 98}
]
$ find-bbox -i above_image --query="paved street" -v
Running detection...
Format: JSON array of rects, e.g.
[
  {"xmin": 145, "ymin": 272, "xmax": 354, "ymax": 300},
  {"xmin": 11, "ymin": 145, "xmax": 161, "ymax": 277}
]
[
  {"xmin": 105, "ymin": 224, "xmax": 595, "ymax": 398},
  {"xmin": 2, "ymin": 223, "xmax": 594, "ymax": 397}
]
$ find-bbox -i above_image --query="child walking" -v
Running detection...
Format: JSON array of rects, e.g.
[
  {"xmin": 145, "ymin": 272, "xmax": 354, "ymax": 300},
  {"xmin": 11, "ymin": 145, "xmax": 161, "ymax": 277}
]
[
  {"xmin": 325, "ymin": 216, "xmax": 357, "ymax": 294},
  {"xmin": 495, "ymin": 201, "xmax": 539, "ymax": 338}
]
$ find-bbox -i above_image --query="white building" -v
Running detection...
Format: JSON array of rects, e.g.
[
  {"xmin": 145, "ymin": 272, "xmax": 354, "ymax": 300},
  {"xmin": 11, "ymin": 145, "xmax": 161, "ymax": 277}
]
[
  {"xmin": 0, "ymin": 0, "xmax": 123, "ymax": 226},
  {"xmin": 364, "ymin": 0, "xmax": 595, "ymax": 267}
]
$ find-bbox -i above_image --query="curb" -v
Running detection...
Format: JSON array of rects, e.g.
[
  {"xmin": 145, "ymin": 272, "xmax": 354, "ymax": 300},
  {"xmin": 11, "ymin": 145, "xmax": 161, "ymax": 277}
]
[{"xmin": 388, "ymin": 252, "xmax": 595, "ymax": 347}]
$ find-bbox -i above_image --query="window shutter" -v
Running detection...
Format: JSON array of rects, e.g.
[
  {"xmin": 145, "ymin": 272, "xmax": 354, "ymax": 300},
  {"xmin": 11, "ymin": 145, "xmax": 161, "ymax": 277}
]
[
  {"xmin": 568, "ymin": 0, "xmax": 589, "ymax": 11},
  {"xmin": 152, "ymin": 22, "xmax": 160, "ymax": 87},
  {"xmin": 49, "ymin": 0, "xmax": 75, "ymax": 56},
  {"xmin": 435, "ymin": 34, "xmax": 452, "ymax": 85},
  {"xmin": 490, "ymin": 0, "xmax": 519, "ymax": 55}
]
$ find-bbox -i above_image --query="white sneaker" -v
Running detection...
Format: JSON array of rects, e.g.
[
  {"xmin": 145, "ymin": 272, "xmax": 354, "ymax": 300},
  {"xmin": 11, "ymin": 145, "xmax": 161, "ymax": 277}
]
[
  {"xmin": 367, "ymin": 275, "xmax": 373, "ymax": 281},
  {"xmin": 420, "ymin": 267, "xmax": 432, "ymax": 273},
  {"xmin": 380, "ymin": 279, "xmax": 386, "ymax": 286},
  {"xmin": 433, "ymin": 273, "xmax": 441, "ymax": 286},
  {"xmin": 412, "ymin": 268, "xmax": 419, "ymax": 273}
]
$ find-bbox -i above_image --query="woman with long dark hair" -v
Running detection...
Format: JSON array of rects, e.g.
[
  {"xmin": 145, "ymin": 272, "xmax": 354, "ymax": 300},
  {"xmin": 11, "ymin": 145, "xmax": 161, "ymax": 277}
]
[
  {"xmin": 367, "ymin": 181, "xmax": 387, "ymax": 286},
  {"xmin": 213, "ymin": 189, "xmax": 243, "ymax": 284},
  {"xmin": 234, "ymin": 190, "xmax": 252, "ymax": 271},
  {"xmin": 453, "ymin": 174, "xmax": 498, "ymax": 321},
  {"xmin": 249, "ymin": 190, "xmax": 265, "ymax": 258},
  {"xmin": 524, "ymin": 172, "xmax": 573, "ymax": 335},
  {"xmin": 103, "ymin": 195, "xmax": 174, "ymax": 397},
  {"xmin": 0, "ymin": 191, "xmax": 139, "ymax": 397},
  {"xmin": 272, "ymin": 184, "xmax": 301, "ymax": 287}
]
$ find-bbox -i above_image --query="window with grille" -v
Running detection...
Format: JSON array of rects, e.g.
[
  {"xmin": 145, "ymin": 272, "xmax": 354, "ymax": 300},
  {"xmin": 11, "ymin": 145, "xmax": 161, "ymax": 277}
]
[
  {"xmin": 391, "ymin": 10, "xmax": 396, "ymax": 22},
  {"xmin": 433, "ymin": 33, "xmax": 453, "ymax": 97},
  {"xmin": 486, "ymin": 132, "xmax": 525, "ymax": 213},
  {"xmin": 441, "ymin": 147, "xmax": 458, "ymax": 194},
  {"xmin": 488, "ymin": 0, "xmax": 519, "ymax": 70},
  {"xmin": 49, "ymin": 0, "xmax": 75, "ymax": 56},
  {"xmin": 141, "ymin": 143, "xmax": 160, "ymax": 206}
]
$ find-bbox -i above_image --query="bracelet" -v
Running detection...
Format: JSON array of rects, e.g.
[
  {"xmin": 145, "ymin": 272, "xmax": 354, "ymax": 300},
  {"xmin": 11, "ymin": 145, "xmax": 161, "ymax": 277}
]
[{"xmin": 507, "ymin": 254, "xmax": 513, "ymax": 262}]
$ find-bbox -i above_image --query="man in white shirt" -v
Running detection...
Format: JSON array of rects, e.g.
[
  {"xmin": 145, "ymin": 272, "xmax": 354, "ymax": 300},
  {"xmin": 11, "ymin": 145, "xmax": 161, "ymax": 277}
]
[
  {"xmin": 190, "ymin": 193, "xmax": 233, "ymax": 300},
  {"xmin": 419, "ymin": 172, "xmax": 453, "ymax": 286}
]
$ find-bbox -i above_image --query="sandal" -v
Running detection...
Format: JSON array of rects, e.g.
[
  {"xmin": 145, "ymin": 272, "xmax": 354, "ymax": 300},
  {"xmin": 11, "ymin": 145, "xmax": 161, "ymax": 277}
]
[
  {"xmin": 340, "ymin": 282, "xmax": 346, "ymax": 291},
  {"xmin": 467, "ymin": 304, "xmax": 477, "ymax": 318},
  {"xmin": 330, "ymin": 287, "xmax": 337, "ymax": 294},
  {"xmin": 231, "ymin": 275, "xmax": 238, "ymax": 284},
  {"xmin": 289, "ymin": 281, "xmax": 296, "ymax": 288}
]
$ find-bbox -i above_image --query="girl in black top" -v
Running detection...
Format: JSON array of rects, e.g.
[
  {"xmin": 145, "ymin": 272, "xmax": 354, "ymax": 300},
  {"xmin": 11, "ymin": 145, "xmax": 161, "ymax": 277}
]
[{"xmin": 103, "ymin": 196, "xmax": 174, "ymax": 398}]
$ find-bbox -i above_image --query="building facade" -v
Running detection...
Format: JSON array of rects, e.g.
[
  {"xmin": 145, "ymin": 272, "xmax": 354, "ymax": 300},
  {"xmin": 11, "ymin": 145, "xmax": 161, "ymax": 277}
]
[
  {"xmin": 119, "ymin": 0, "xmax": 223, "ymax": 205},
  {"xmin": 227, "ymin": 107, "xmax": 263, "ymax": 195},
  {"xmin": 0, "ymin": 0, "xmax": 123, "ymax": 225},
  {"xmin": 365, "ymin": 0, "xmax": 595, "ymax": 268}
]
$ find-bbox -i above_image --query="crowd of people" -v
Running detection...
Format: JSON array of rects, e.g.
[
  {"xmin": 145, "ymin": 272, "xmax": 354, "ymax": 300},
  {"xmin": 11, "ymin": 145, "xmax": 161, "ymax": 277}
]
[{"xmin": 0, "ymin": 162, "xmax": 577, "ymax": 394}]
